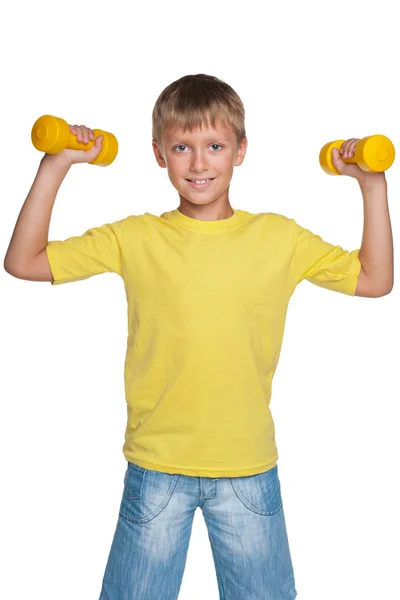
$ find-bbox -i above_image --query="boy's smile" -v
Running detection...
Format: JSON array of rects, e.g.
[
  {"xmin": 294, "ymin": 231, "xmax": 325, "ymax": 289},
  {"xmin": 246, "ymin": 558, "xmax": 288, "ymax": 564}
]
[
  {"xmin": 185, "ymin": 177, "xmax": 216, "ymax": 189},
  {"xmin": 152, "ymin": 118, "xmax": 247, "ymax": 213}
]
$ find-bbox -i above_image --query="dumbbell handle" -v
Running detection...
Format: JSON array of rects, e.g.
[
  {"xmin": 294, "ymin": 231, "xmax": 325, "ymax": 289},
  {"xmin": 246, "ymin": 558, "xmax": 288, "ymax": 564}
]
[
  {"xmin": 31, "ymin": 115, "xmax": 118, "ymax": 167},
  {"xmin": 319, "ymin": 134, "xmax": 395, "ymax": 175}
]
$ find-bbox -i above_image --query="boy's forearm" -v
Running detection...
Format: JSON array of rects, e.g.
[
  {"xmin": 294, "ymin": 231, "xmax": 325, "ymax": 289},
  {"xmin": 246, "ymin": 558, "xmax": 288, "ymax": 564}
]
[
  {"xmin": 358, "ymin": 177, "xmax": 394, "ymax": 293},
  {"xmin": 4, "ymin": 155, "xmax": 71, "ymax": 271}
]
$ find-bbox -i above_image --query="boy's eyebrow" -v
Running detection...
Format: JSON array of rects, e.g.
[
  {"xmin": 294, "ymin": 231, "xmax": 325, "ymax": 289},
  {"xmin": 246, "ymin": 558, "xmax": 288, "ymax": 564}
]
[{"xmin": 168, "ymin": 136, "xmax": 231, "ymax": 143}]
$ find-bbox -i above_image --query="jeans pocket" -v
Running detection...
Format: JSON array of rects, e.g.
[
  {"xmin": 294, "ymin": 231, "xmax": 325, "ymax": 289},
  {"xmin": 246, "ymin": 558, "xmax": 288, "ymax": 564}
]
[
  {"xmin": 119, "ymin": 462, "xmax": 180, "ymax": 523},
  {"xmin": 230, "ymin": 464, "xmax": 283, "ymax": 516},
  {"xmin": 122, "ymin": 462, "xmax": 147, "ymax": 499}
]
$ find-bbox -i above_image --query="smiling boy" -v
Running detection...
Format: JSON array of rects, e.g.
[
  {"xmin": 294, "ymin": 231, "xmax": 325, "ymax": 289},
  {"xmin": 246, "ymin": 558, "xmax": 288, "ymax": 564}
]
[{"xmin": 4, "ymin": 73, "xmax": 393, "ymax": 600}]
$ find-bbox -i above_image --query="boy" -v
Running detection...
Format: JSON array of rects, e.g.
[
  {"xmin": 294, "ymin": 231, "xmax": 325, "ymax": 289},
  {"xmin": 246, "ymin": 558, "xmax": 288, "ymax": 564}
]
[{"xmin": 4, "ymin": 74, "xmax": 394, "ymax": 600}]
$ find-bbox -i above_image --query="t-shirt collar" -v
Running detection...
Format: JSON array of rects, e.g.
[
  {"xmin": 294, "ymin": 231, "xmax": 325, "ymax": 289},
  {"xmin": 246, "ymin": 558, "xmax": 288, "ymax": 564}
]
[{"xmin": 160, "ymin": 207, "xmax": 242, "ymax": 233}]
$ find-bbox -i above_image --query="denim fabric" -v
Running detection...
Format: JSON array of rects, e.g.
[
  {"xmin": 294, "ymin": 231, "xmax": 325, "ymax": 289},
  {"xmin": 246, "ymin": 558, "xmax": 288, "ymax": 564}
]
[{"xmin": 98, "ymin": 462, "xmax": 297, "ymax": 600}]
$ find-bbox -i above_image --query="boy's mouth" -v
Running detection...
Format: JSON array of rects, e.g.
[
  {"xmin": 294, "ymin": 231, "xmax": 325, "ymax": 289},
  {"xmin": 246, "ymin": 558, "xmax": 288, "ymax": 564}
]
[{"xmin": 185, "ymin": 178, "xmax": 216, "ymax": 188}]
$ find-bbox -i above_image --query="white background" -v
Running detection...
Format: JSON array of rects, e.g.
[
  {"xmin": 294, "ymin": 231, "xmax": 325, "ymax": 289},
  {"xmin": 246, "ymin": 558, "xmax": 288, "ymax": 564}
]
[{"xmin": 1, "ymin": 1, "xmax": 398, "ymax": 599}]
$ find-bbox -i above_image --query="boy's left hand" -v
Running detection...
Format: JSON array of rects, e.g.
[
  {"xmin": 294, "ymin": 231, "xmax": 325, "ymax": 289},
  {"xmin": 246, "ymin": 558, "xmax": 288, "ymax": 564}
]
[{"xmin": 331, "ymin": 138, "xmax": 386, "ymax": 186}]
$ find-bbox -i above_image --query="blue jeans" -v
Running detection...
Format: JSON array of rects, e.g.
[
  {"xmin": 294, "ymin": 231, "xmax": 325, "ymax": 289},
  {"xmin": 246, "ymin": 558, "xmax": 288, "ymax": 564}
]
[{"xmin": 98, "ymin": 462, "xmax": 297, "ymax": 600}]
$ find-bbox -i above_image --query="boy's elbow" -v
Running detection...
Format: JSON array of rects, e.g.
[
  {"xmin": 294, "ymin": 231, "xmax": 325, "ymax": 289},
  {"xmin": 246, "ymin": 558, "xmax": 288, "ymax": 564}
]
[
  {"xmin": 374, "ymin": 281, "xmax": 394, "ymax": 297},
  {"xmin": 380, "ymin": 284, "xmax": 394, "ymax": 296}
]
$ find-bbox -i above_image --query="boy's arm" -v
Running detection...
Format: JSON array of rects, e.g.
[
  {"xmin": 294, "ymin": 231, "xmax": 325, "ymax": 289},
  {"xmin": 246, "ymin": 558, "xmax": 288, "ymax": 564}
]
[
  {"xmin": 355, "ymin": 176, "xmax": 394, "ymax": 297},
  {"xmin": 4, "ymin": 154, "xmax": 71, "ymax": 278},
  {"xmin": 329, "ymin": 145, "xmax": 394, "ymax": 298}
]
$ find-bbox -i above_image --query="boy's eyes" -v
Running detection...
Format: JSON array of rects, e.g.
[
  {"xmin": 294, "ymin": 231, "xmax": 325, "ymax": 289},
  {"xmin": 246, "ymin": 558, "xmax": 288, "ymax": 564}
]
[{"xmin": 173, "ymin": 144, "xmax": 223, "ymax": 153}]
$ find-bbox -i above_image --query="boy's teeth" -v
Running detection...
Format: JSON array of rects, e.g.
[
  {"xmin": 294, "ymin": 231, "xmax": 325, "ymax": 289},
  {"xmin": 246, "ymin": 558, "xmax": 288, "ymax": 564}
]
[{"xmin": 191, "ymin": 179, "xmax": 210, "ymax": 183}]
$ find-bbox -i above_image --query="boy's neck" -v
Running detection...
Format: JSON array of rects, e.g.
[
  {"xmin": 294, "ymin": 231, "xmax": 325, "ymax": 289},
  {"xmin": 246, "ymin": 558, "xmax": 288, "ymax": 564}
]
[{"xmin": 177, "ymin": 199, "xmax": 234, "ymax": 222}]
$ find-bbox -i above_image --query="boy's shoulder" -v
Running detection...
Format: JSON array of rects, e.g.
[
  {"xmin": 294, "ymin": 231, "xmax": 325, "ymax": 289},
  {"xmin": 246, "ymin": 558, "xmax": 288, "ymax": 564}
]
[{"xmin": 120, "ymin": 212, "xmax": 151, "ymax": 231}]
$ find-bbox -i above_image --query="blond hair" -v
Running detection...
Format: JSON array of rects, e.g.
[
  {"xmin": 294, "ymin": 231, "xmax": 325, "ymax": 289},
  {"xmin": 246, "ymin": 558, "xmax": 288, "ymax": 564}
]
[{"xmin": 152, "ymin": 74, "xmax": 246, "ymax": 149}]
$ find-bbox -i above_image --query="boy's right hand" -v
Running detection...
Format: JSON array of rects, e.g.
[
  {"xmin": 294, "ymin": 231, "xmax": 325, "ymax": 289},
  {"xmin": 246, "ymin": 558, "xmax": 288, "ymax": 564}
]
[{"xmin": 42, "ymin": 124, "xmax": 104, "ymax": 167}]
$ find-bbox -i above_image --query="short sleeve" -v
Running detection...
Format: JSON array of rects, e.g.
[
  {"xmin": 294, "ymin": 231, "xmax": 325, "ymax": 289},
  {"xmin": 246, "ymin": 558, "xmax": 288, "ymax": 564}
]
[
  {"xmin": 291, "ymin": 220, "xmax": 362, "ymax": 296},
  {"xmin": 46, "ymin": 217, "xmax": 128, "ymax": 285}
]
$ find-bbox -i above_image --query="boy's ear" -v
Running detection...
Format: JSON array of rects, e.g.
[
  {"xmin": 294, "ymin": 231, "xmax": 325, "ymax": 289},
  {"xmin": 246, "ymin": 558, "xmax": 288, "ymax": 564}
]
[
  {"xmin": 234, "ymin": 136, "xmax": 248, "ymax": 167},
  {"xmin": 152, "ymin": 142, "xmax": 167, "ymax": 168}
]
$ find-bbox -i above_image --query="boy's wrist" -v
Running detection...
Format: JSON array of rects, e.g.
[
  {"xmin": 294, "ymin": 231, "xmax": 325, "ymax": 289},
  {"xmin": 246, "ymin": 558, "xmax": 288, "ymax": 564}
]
[{"xmin": 41, "ymin": 153, "xmax": 72, "ymax": 171}]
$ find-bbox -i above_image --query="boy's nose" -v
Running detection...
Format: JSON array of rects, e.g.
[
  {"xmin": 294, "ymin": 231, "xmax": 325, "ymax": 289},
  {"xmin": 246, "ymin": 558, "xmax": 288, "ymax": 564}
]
[{"xmin": 190, "ymin": 151, "xmax": 209, "ymax": 171}]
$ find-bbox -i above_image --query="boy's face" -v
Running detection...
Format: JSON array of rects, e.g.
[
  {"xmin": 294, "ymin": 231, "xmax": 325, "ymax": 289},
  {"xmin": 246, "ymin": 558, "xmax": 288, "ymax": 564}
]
[{"xmin": 152, "ymin": 118, "xmax": 247, "ymax": 208}]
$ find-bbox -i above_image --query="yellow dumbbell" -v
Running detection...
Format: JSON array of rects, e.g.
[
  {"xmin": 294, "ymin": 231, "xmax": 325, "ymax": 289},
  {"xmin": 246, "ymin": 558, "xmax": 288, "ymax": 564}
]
[
  {"xmin": 319, "ymin": 134, "xmax": 395, "ymax": 175},
  {"xmin": 31, "ymin": 115, "xmax": 118, "ymax": 166}
]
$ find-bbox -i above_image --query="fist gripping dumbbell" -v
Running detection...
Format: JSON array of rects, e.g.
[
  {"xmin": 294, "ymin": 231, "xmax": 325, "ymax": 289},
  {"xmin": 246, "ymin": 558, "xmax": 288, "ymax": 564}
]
[
  {"xmin": 319, "ymin": 134, "xmax": 395, "ymax": 175},
  {"xmin": 31, "ymin": 115, "xmax": 118, "ymax": 166}
]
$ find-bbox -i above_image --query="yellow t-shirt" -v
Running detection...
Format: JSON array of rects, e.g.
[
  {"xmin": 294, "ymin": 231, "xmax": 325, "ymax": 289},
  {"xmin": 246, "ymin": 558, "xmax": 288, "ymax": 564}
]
[{"xmin": 46, "ymin": 208, "xmax": 361, "ymax": 477}]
